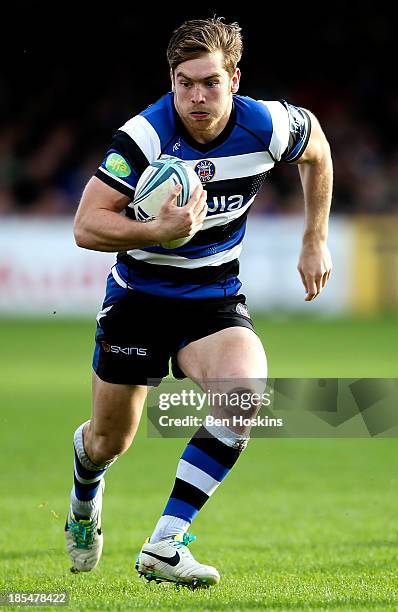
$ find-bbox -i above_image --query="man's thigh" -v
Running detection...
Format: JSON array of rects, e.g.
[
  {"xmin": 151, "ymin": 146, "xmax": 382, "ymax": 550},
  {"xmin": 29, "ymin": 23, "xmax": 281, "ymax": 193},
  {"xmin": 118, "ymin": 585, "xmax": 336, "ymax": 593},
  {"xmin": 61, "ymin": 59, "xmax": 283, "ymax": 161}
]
[
  {"xmin": 176, "ymin": 326, "xmax": 267, "ymax": 381},
  {"xmin": 173, "ymin": 293, "xmax": 266, "ymax": 381},
  {"xmin": 176, "ymin": 327, "xmax": 267, "ymax": 433}
]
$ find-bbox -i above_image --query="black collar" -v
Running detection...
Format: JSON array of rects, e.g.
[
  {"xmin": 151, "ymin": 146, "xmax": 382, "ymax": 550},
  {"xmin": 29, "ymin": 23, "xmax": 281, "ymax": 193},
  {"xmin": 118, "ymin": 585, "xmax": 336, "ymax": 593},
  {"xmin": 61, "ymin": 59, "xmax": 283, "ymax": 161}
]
[{"xmin": 173, "ymin": 100, "xmax": 236, "ymax": 153}]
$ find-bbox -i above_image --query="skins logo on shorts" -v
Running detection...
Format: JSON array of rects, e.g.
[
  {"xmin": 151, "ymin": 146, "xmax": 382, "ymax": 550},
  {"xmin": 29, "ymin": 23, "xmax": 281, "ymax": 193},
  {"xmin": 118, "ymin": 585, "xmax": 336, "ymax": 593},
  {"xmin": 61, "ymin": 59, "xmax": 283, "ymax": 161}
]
[
  {"xmin": 105, "ymin": 153, "xmax": 131, "ymax": 178},
  {"xmin": 101, "ymin": 340, "xmax": 148, "ymax": 356},
  {"xmin": 236, "ymin": 303, "xmax": 250, "ymax": 318},
  {"xmin": 194, "ymin": 160, "xmax": 216, "ymax": 182}
]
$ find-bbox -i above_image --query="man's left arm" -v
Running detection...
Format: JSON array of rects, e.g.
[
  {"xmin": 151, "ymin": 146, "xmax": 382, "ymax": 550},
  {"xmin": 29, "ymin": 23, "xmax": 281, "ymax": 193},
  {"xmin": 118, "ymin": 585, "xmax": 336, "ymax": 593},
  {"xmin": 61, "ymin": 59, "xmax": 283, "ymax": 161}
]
[{"xmin": 294, "ymin": 110, "xmax": 333, "ymax": 301}]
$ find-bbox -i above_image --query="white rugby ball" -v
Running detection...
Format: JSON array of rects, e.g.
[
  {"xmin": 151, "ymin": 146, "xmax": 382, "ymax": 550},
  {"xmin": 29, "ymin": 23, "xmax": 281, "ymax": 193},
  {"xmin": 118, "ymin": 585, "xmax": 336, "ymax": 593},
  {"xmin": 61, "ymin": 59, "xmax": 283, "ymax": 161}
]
[{"xmin": 132, "ymin": 156, "xmax": 202, "ymax": 249}]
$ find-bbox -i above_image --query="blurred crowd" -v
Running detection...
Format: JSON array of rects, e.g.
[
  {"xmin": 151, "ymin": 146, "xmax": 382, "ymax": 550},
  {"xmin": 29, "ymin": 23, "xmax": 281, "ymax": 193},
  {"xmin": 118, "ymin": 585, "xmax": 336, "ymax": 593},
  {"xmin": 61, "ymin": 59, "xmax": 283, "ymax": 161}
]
[
  {"xmin": 2, "ymin": 91, "xmax": 397, "ymax": 218},
  {"xmin": 2, "ymin": 10, "xmax": 397, "ymax": 217}
]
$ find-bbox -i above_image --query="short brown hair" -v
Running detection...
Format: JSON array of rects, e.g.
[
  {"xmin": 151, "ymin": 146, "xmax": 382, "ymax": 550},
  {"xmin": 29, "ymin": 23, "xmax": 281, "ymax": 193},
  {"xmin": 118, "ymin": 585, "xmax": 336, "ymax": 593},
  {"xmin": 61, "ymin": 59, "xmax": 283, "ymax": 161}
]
[{"xmin": 167, "ymin": 17, "xmax": 243, "ymax": 76}]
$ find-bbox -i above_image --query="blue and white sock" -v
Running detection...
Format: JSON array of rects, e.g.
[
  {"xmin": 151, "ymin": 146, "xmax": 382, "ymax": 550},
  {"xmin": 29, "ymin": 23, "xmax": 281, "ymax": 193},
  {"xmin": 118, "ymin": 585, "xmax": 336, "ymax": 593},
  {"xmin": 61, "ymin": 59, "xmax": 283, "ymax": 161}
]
[
  {"xmin": 70, "ymin": 420, "xmax": 116, "ymax": 518},
  {"xmin": 150, "ymin": 423, "xmax": 248, "ymax": 543}
]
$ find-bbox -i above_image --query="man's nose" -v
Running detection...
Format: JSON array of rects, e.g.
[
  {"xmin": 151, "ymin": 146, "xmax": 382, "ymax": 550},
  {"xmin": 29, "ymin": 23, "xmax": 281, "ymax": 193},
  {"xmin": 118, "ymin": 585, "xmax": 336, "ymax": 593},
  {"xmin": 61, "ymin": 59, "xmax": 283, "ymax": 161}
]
[{"xmin": 191, "ymin": 85, "xmax": 205, "ymax": 104}]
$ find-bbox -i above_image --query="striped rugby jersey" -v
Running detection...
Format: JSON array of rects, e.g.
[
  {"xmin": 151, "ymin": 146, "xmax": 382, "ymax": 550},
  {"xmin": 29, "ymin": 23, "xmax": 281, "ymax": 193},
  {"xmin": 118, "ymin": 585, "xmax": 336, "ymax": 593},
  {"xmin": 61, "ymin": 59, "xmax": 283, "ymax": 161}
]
[{"xmin": 95, "ymin": 92, "xmax": 311, "ymax": 299}]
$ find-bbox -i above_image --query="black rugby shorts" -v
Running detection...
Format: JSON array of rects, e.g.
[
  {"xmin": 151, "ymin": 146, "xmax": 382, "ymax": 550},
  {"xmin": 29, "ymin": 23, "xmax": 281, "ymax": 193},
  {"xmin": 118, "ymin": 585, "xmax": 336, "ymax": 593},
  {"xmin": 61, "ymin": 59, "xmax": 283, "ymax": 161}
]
[{"xmin": 92, "ymin": 282, "xmax": 255, "ymax": 386}]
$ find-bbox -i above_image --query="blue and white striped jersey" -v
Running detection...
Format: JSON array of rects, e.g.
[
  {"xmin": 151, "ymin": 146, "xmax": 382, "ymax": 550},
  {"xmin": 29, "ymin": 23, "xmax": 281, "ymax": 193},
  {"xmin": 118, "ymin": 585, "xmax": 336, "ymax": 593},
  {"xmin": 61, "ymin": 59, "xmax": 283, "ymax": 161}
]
[{"xmin": 96, "ymin": 92, "xmax": 311, "ymax": 299}]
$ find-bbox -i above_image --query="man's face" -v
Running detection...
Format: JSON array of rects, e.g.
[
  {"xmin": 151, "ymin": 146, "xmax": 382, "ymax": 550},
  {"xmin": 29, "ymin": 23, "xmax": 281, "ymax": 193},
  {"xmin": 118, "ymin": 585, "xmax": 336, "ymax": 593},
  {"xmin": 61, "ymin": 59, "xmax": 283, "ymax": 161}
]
[{"xmin": 172, "ymin": 50, "xmax": 240, "ymax": 140}]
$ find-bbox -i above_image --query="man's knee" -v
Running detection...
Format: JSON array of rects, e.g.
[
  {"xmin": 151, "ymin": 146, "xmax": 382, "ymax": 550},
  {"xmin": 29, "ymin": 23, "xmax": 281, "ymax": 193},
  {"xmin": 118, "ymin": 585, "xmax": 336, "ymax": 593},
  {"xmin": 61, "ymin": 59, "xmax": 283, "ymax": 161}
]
[
  {"xmin": 84, "ymin": 425, "xmax": 135, "ymax": 465},
  {"xmin": 227, "ymin": 385, "xmax": 264, "ymax": 417}
]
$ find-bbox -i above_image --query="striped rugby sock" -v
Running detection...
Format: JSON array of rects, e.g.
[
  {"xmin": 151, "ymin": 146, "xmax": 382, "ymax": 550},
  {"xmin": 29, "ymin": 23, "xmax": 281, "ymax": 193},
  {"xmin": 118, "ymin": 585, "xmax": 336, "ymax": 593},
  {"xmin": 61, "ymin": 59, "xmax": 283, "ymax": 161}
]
[
  {"xmin": 71, "ymin": 420, "xmax": 116, "ymax": 517},
  {"xmin": 150, "ymin": 424, "xmax": 248, "ymax": 543}
]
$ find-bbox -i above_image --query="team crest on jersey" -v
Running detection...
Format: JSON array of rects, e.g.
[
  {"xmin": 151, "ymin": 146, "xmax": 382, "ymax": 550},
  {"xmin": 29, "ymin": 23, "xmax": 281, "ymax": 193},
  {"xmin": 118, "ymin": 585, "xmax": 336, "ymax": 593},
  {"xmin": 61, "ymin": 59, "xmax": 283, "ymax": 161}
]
[{"xmin": 194, "ymin": 160, "xmax": 216, "ymax": 182}]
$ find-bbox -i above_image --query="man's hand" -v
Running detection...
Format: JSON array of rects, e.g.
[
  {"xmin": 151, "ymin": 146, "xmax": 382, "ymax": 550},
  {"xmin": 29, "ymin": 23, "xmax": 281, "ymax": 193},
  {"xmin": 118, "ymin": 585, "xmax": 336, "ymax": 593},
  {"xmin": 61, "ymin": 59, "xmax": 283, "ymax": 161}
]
[
  {"xmin": 297, "ymin": 241, "xmax": 332, "ymax": 301},
  {"xmin": 151, "ymin": 184, "xmax": 207, "ymax": 244}
]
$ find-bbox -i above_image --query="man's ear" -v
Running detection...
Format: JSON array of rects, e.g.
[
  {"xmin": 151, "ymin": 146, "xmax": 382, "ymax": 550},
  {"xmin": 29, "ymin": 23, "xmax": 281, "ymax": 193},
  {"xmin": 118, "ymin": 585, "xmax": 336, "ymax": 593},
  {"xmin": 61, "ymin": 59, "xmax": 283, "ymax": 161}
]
[
  {"xmin": 231, "ymin": 67, "xmax": 241, "ymax": 93},
  {"xmin": 170, "ymin": 70, "xmax": 175, "ymax": 92}
]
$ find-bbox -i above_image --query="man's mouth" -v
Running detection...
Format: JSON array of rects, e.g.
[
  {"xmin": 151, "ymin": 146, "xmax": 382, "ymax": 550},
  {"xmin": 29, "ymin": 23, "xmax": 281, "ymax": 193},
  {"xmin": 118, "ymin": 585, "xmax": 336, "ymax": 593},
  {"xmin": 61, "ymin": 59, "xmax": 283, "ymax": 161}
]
[{"xmin": 190, "ymin": 112, "xmax": 209, "ymax": 118}]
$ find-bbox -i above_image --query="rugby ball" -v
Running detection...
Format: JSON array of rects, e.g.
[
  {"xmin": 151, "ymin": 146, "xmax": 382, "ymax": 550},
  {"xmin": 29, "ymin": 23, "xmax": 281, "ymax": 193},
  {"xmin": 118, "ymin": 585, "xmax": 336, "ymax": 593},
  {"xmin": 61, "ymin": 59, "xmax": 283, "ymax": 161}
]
[{"xmin": 132, "ymin": 157, "xmax": 202, "ymax": 249}]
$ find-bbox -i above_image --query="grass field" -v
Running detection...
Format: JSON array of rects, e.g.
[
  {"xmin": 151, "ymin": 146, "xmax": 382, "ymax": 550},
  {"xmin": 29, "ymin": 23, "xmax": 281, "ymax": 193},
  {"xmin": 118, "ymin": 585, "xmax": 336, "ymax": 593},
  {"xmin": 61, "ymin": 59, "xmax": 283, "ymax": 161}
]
[{"xmin": 0, "ymin": 314, "xmax": 397, "ymax": 610}]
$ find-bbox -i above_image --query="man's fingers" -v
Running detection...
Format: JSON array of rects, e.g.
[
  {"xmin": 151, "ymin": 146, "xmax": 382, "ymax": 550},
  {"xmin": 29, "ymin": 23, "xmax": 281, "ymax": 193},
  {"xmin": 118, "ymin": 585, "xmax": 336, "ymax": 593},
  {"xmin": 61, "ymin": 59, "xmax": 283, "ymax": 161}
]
[
  {"xmin": 185, "ymin": 184, "xmax": 203, "ymax": 208},
  {"xmin": 171, "ymin": 184, "xmax": 182, "ymax": 199},
  {"xmin": 192, "ymin": 189, "xmax": 207, "ymax": 215},
  {"xmin": 196, "ymin": 192, "xmax": 208, "ymax": 217},
  {"xmin": 299, "ymin": 264, "xmax": 333, "ymax": 301},
  {"xmin": 302, "ymin": 274, "xmax": 318, "ymax": 301},
  {"xmin": 161, "ymin": 184, "xmax": 182, "ymax": 208},
  {"xmin": 165, "ymin": 183, "xmax": 202, "ymax": 208},
  {"xmin": 299, "ymin": 269, "xmax": 317, "ymax": 301},
  {"xmin": 299, "ymin": 269, "xmax": 308, "ymax": 291},
  {"xmin": 322, "ymin": 270, "xmax": 330, "ymax": 288}
]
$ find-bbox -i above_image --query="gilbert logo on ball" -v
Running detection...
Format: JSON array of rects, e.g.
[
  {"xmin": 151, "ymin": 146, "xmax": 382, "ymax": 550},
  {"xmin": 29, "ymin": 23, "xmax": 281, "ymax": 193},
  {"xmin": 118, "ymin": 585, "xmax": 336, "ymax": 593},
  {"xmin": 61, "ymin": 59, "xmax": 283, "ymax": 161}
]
[{"xmin": 132, "ymin": 156, "xmax": 202, "ymax": 249}]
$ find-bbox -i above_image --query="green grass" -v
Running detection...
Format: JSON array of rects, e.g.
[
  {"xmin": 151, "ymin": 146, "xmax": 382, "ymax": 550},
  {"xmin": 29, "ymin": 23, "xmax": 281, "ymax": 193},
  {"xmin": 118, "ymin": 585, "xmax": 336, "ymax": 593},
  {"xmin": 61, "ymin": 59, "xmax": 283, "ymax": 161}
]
[{"xmin": 0, "ymin": 315, "xmax": 397, "ymax": 610}]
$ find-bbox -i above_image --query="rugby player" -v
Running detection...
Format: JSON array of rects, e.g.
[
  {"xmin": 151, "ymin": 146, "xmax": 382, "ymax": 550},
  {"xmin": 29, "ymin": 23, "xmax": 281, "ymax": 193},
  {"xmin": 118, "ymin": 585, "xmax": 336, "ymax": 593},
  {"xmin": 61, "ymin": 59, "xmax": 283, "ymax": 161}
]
[{"xmin": 65, "ymin": 16, "xmax": 333, "ymax": 588}]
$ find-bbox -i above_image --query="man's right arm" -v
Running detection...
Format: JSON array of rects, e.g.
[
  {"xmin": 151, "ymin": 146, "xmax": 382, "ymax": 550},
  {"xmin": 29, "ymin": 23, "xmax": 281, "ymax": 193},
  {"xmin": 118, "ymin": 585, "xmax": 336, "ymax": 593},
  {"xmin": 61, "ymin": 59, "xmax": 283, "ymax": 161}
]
[
  {"xmin": 73, "ymin": 176, "xmax": 207, "ymax": 252},
  {"xmin": 73, "ymin": 177, "xmax": 159, "ymax": 252}
]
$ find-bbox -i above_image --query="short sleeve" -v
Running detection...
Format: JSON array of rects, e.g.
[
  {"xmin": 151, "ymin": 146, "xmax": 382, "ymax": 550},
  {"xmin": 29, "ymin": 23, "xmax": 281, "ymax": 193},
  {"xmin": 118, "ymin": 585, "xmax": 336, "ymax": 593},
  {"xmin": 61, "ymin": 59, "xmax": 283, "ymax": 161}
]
[
  {"xmin": 95, "ymin": 129, "xmax": 150, "ymax": 198},
  {"xmin": 279, "ymin": 100, "xmax": 311, "ymax": 163},
  {"xmin": 256, "ymin": 100, "xmax": 290, "ymax": 161}
]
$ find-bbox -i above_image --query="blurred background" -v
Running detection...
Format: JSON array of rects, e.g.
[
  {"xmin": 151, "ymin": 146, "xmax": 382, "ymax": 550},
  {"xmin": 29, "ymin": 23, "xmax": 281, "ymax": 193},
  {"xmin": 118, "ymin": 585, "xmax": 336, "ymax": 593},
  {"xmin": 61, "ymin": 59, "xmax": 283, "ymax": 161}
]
[
  {"xmin": 1, "ymin": 8, "xmax": 397, "ymax": 605},
  {"xmin": 0, "ymin": 5, "xmax": 397, "ymax": 317}
]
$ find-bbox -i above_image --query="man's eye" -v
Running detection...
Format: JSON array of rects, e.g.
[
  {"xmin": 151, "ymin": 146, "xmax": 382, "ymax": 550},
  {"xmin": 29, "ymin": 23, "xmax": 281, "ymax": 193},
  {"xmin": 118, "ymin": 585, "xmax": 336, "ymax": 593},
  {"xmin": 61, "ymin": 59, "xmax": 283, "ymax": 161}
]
[
  {"xmin": 207, "ymin": 81, "xmax": 218, "ymax": 87},
  {"xmin": 180, "ymin": 82, "xmax": 191, "ymax": 88}
]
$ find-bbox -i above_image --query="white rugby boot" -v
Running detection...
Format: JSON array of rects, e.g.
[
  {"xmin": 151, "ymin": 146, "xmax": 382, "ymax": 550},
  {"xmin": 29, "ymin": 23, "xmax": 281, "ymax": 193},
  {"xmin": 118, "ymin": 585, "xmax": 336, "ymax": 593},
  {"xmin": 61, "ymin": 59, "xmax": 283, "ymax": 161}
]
[
  {"xmin": 135, "ymin": 532, "xmax": 220, "ymax": 589},
  {"xmin": 65, "ymin": 480, "xmax": 104, "ymax": 573}
]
